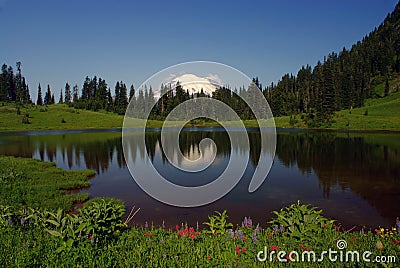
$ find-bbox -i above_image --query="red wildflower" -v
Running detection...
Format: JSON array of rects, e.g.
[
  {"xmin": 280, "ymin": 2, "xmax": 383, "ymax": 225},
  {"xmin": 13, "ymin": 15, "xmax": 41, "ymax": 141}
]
[
  {"xmin": 242, "ymin": 248, "xmax": 247, "ymax": 253},
  {"xmin": 268, "ymin": 234, "xmax": 273, "ymax": 239},
  {"xmin": 176, "ymin": 224, "xmax": 179, "ymax": 231},
  {"xmin": 206, "ymin": 255, "xmax": 211, "ymax": 259},
  {"xmin": 189, "ymin": 227, "xmax": 194, "ymax": 233},
  {"xmin": 375, "ymin": 229, "xmax": 380, "ymax": 234},
  {"xmin": 178, "ymin": 230, "xmax": 184, "ymax": 237},
  {"xmin": 235, "ymin": 247, "xmax": 241, "ymax": 254},
  {"xmin": 270, "ymin": 245, "xmax": 279, "ymax": 251},
  {"xmin": 299, "ymin": 244, "xmax": 303, "ymax": 248},
  {"xmin": 352, "ymin": 237, "xmax": 356, "ymax": 241},
  {"xmin": 145, "ymin": 232, "xmax": 149, "ymax": 237},
  {"xmin": 323, "ymin": 223, "xmax": 327, "ymax": 228},
  {"xmin": 191, "ymin": 234, "xmax": 195, "ymax": 240}
]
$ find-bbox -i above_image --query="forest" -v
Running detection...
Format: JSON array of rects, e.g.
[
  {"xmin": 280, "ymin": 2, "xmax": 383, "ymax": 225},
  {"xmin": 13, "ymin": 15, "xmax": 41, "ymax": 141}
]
[{"xmin": 0, "ymin": 2, "xmax": 399, "ymax": 126}]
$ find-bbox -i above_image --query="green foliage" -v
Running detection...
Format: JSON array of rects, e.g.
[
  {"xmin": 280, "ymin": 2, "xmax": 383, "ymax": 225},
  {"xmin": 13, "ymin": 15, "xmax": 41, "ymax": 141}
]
[
  {"xmin": 203, "ymin": 210, "xmax": 233, "ymax": 235},
  {"xmin": 77, "ymin": 198, "xmax": 126, "ymax": 239},
  {"xmin": 0, "ymin": 156, "xmax": 93, "ymax": 210},
  {"xmin": 269, "ymin": 201, "xmax": 335, "ymax": 243}
]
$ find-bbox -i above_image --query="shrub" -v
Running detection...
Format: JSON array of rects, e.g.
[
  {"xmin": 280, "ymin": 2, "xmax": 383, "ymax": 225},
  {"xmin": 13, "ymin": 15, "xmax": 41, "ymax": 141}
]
[
  {"xmin": 269, "ymin": 201, "xmax": 335, "ymax": 243},
  {"xmin": 203, "ymin": 210, "xmax": 233, "ymax": 235}
]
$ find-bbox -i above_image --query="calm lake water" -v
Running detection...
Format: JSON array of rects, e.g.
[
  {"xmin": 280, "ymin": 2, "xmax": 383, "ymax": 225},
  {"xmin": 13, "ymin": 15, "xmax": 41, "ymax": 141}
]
[{"xmin": 0, "ymin": 128, "xmax": 399, "ymax": 229}]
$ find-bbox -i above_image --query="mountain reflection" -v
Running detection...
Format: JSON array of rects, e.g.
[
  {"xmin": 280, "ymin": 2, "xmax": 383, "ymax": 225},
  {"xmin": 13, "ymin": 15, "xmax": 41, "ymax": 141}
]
[{"xmin": 0, "ymin": 129, "xmax": 399, "ymax": 225}]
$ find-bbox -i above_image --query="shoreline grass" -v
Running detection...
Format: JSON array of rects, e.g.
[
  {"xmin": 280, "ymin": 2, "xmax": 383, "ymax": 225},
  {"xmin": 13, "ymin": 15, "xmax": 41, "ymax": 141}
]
[{"xmin": 1, "ymin": 89, "xmax": 399, "ymax": 132}]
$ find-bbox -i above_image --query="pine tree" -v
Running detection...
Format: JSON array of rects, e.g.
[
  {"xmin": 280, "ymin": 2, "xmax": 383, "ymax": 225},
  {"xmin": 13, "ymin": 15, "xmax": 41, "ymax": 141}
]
[
  {"xmin": 64, "ymin": 83, "xmax": 71, "ymax": 103},
  {"xmin": 44, "ymin": 85, "xmax": 52, "ymax": 105},
  {"xmin": 37, "ymin": 84, "xmax": 43, "ymax": 106},
  {"xmin": 59, "ymin": 90, "xmax": 63, "ymax": 104},
  {"xmin": 129, "ymin": 85, "xmax": 135, "ymax": 101},
  {"xmin": 72, "ymin": 85, "xmax": 79, "ymax": 103}
]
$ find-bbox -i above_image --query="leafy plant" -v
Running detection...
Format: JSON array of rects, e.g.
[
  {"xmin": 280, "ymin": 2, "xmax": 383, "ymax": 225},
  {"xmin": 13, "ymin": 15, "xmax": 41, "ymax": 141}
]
[
  {"xmin": 269, "ymin": 200, "xmax": 335, "ymax": 243},
  {"xmin": 77, "ymin": 198, "xmax": 126, "ymax": 240},
  {"xmin": 44, "ymin": 209, "xmax": 78, "ymax": 252},
  {"xmin": 203, "ymin": 210, "xmax": 233, "ymax": 235}
]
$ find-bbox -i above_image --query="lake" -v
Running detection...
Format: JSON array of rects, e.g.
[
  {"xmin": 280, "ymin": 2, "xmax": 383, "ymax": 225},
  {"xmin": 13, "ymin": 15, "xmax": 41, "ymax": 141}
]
[{"xmin": 0, "ymin": 128, "xmax": 399, "ymax": 229}]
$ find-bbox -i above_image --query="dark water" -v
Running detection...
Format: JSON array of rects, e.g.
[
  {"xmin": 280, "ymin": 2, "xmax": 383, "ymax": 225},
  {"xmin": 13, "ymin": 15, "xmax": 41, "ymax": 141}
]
[{"xmin": 0, "ymin": 128, "xmax": 399, "ymax": 229}]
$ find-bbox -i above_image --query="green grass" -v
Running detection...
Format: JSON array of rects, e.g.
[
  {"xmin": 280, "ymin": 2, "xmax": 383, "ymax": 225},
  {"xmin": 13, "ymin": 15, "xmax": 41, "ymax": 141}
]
[
  {"xmin": 1, "ymin": 84, "xmax": 399, "ymax": 132},
  {"xmin": 0, "ymin": 156, "xmax": 95, "ymax": 210},
  {"xmin": 0, "ymin": 104, "xmax": 125, "ymax": 131}
]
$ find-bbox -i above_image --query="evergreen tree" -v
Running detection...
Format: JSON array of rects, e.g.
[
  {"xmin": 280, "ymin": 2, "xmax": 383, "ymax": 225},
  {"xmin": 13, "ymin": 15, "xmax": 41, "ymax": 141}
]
[
  {"xmin": 59, "ymin": 90, "xmax": 63, "ymax": 104},
  {"xmin": 44, "ymin": 84, "xmax": 52, "ymax": 105},
  {"xmin": 64, "ymin": 82, "xmax": 71, "ymax": 103},
  {"xmin": 72, "ymin": 85, "xmax": 79, "ymax": 103},
  {"xmin": 37, "ymin": 84, "xmax": 43, "ymax": 106}
]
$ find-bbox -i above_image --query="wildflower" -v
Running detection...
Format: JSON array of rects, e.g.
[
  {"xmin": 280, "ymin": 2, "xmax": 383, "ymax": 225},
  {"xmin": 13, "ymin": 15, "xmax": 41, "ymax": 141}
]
[
  {"xmin": 190, "ymin": 234, "xmax": 195, "ymax": 240},
  {"xmin": 252, "ymin": 231, "xmax": 257, "ymax": 244},
  {"xmin": 235, "ymin": 247, "xmax": 241, "ymax": 254},
  {"xmin": 270, "ymin": 245, "xmax": 279, "ymax": 251},
  {"xmin": 279, "ymin": 225, "xmax": 285, "ymax": 232},
  {"xmin": 376, "ymin": 240, "xmax": 384, "ymax": 250},
  {"xmin": 145, "ymin": 221, "xmax": 148, "ymax": 228},
  {"xmin": 242, "ymin": 248, "xmax": 247, "ymax": 253},
  {"xmin": 396, "ymin": 217, "xmax": 400, "ymax": 232},
  {"xmin": 254, "ymin": 224, "xmax": 260, "ymax": 234},
  {"xmin": 351, "ymin": 237, "xmax": 356, "ymax": 241},
  {"xmin": 299, "ymin": 244, "xmax": 303, "ymax": 249},
  {"xmin": 375, "ymin": 229, "xmax": 380, "ymax": 234},
  {"xmin": 242, "ymin": 217, "xmax": 248, "ymax": 227},
  {"xmin": 145, "ymin": 232, "xmax": 149, "ymax": 237},
  {"xmin": 163, "ymin": 253, "xmax": 167, "ymax": 259},
  {"xmin": 323, "ymin": 223, "xmax": 327, "ymax": 228},
  {"xmin": 189, "ymin": 227, "xmax": 194, "ymax": 233},
  {"xmin": 20, "ymin": 217, "xmax": 25, "ymax": 225},
  {"xmin": 7, "ymin": 216, "xmax": 12, "ymax": 226},
  {"xmin": 390, "ymin": 239, "xmax": 399, "ymax": 245},
  {"xmin": 268, "ymin": 233, "xmax": 273, "ymax": 239},
  {"xmin": 235, "ymin": 230, "xmax": 244, "ymax": 241},
  {"xmin": 206, "ymin": 255, "xmax": 211, "ymax": 259},
  {"xmin": 273, "ymin": 225, "xmax": 278, "ymax": 235},
  {"xmin": 176, "ymin": 224, "xmax": 179, "ymax": 231},
  {"xmin": 229, "ymin": 229, "xmax": 234, "ymax": 239}
]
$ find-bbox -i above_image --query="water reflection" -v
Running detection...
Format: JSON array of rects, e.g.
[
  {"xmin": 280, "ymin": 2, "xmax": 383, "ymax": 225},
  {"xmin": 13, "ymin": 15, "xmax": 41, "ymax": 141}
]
[{"xmin": 0, "ymin": 129, "xmax": 399, "ymax": 228}]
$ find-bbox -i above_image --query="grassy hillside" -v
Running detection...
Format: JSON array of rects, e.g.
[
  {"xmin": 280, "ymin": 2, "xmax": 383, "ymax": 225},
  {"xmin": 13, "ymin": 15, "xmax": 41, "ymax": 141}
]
[
  {"xmin": 0, "ymin": 104, "xmax": 124, "ymax": 131},
  {"xmin": 0, "ymin": 86, "xmax": 399, "ymax": 132},
  {"xmin": 278, "ymin": 77, "xmax": 400, "ymax": 131}
]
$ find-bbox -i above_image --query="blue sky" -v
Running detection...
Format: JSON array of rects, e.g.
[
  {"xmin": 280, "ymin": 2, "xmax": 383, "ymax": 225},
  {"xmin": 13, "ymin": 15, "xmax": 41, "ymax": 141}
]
[{"xmin": 0, "ymin": 0, "xmax": 398, "ymax": 101}]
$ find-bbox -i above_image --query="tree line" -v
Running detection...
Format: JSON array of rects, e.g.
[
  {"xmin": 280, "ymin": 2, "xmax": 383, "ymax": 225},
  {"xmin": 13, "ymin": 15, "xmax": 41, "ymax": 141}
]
[
  {"xmin": 1, "ymin": 2, "xmax": 399, "ymax": 123},
  {"xmin": 263, "ymin": 2, "xmax": 400, "ymax": 125}
]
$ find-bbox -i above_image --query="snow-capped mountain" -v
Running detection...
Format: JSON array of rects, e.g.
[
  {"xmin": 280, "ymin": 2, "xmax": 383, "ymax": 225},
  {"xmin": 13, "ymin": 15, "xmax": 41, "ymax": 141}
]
[{"xmin": 154, "ymin": 73, "xmax": 221, "ymax": 98}]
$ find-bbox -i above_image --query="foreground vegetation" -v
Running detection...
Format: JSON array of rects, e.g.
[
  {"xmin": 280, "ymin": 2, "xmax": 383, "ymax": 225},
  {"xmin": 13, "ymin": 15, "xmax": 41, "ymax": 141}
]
[{"xmin": 0, "ymin": 156, "xmax": 399, "ymax": 267}]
